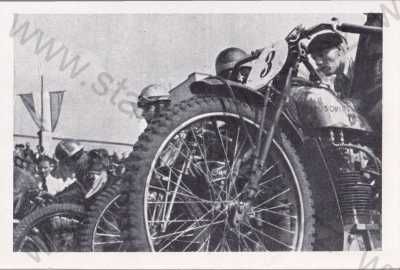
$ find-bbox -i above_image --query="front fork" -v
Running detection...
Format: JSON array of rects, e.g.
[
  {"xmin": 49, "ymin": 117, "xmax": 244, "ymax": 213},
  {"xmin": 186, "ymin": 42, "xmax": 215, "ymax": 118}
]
[
  {"xmin": 245, "ymin": 67, "xmax": 294, "ymax": 200},
  {"xmin": 214, "ymin": 65, "xmax": 294, "ymax": 205}
]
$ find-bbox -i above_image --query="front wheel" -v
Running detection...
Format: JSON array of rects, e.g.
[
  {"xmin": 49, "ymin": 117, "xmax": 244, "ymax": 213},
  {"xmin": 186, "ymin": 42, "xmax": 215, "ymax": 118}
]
[{"xmin": 123, "ymin": 96, "xmax": 316, "ymax": 251}]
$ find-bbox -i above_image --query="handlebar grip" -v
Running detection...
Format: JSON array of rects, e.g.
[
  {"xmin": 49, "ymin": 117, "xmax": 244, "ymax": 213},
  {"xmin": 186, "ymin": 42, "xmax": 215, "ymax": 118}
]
[{"xmin": 337, "ymin": 23, "xmax": 382, "ymax": 35}]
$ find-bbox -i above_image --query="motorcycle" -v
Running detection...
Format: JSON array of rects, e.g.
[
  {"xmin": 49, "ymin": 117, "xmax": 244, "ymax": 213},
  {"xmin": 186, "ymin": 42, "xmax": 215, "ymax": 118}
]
[
  {"xmin": 121, "ymin": 17, "xmax": 382, "ymax": 251},
  {"xmin": 13, "ymin": 149, "xmax": 127, "ymax": 252}
]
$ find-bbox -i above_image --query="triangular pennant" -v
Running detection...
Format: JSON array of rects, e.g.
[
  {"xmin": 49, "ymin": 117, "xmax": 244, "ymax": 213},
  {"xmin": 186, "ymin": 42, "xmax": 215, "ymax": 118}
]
[
  {"xmin": 49, "ymin": 91, "xmax": 65, "ymax": 132},
  {"xmin": 19, "ymin": 93, "xmax": 41, "ymax": 129}
]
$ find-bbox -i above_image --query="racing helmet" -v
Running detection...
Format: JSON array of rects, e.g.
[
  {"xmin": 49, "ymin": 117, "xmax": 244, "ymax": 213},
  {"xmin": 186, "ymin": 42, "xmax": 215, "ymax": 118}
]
[
  {"xmin": 137, "ymin": 84, "xmax": 170, "ymax": 109},
  {"xmin": 55, "ymin": 139, "xmax": 84, "ymax": 161},
  {"xmin": 307, "ymin": 31, "xmax": 348, "ymax": 55},
  {"xmin": 215, "ymin": 47, "xmax": 251, "ymax": 80}
]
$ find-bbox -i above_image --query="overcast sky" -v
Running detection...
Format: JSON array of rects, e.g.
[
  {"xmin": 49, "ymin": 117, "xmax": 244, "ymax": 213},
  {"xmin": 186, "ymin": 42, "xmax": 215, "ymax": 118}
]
[{"xmin": 13, "ymin": 13, "xmax": 365, "ymax": 153}]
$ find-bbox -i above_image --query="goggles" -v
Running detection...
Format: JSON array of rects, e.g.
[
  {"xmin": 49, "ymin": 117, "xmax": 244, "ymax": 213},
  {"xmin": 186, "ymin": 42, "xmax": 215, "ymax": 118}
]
[{"xmin": 137, "ymin": 95, "xmax": 170, "ymax": 109}]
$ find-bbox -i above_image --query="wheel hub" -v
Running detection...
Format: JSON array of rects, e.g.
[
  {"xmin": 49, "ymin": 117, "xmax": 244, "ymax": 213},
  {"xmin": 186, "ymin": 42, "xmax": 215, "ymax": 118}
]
[{"xmin": 225, "ymin": 200, "xmax": 252, "ymax": 228}]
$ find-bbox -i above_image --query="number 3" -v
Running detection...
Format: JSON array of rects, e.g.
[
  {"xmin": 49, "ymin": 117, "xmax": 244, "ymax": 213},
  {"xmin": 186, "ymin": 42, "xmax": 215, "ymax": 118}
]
[{"xmin": 260, "ymin": 50, "xmax": 276, "ymax": 78}]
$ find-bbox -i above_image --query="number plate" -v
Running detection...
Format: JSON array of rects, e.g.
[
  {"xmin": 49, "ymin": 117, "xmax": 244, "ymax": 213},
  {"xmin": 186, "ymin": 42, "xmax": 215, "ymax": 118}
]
[{"xmin": 246, "ymin": 40, "xmax": 288, "ymax": 89}]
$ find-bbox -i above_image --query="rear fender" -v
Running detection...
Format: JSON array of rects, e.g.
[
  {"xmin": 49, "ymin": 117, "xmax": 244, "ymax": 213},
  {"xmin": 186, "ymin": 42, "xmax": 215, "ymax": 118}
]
[{"xmin": 191, "ymin": 77, "xmax": 264, "ymax": 106}]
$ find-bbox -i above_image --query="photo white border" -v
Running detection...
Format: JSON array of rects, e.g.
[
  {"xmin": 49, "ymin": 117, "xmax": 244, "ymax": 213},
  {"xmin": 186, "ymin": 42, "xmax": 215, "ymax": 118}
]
[{"xmin": 0, "ymin": 1, "xmax": 399, "ymax": 269}]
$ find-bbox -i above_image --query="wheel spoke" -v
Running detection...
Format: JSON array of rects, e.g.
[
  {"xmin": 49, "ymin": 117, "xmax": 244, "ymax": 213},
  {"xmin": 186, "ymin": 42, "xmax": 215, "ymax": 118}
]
[
  {"xmin": 218, "ymin": 221, "xmax": 229, "ymax": 251},
  {"xmin": 153, "ymin": 205, "xmax": 215, "ymax": 240},
  {"xmin": 253, "ymin": 188, "xmax": 291, "ymax": 210},
  {"xmin": 223, "ymin": 235, "xmax": 232, "ymax": 251},
  {"xmin": 253, "ymin": 208, "xmax": 297, "ymax": 219},
  {"xmin": 229, "ymin": 123, "xmax": 244, "ymax": 198},
  {"xmin": 261, "ymin": 162, "xmax": 279, "ymax": 176},
  {"xmin": 181, "ymin": 213, "xmax": 223, "ymax": 252},
  {"xmin": 213, "ymin": 121, "xmax": 231, "ymax": 170},
  {"xmin": 151, "ymin": 218, "xmax": 212, "ymax": 223},
  {"xmin": 163, "ymin": 138, "xmax": 210, "ymax": 179},
  {"xmin": 95, "ymin": 233, "xmax": 121, "ymax": 238},
  {"xmin": 149, "ymin": 199, "xmax": 162, "ymax": 224},
  {"xmin": 105, "ymin": 208, "xmax": 119, "ymax": 224},
  {"xmin": 267, "ymin": 203, "xmax": 293, "ymax": 210},
  {"xmin": 155, "ymin": 207, "xmax": 226, "ymax": 251},
  {"xmin": 149, "ymin": 182, "xmax": 211, "ymax": 211},
  {"xmin": 148, "ymin": 200, "xmax": 213, "ymax": 204},
  {"xmin": 196, "ymin": 234, "xmax": 211, "ymax": 251},
  {"xmin": 231, "ymin": 140, "xmax": 250, "ymax": 170},
  {"xmin": 233, "ymin": 125, "xmax": 241, "ymax": 158},
  {"xmin": 151, "ymin": 216, "xmax": 187, "ymax": 239},
  {"xmin": 190, "ymin": 125, "xmax": 223, "ymax": 196},
  {"xmin": 251, "ymin": 229, "xmax": 270, "ymax": 251},
  {"xmin": 242, "ymin": 221, "xmax": 293, "ymax": 250},
  {"xmin": 189, "ymin": 126, "xmax": 212, "ymax": 176},
  {"xmin": 101, "ymin": 215, "xmax": 120, "ymax": 232},
  {"xmin": 232, "ymin": 228, "xmax": 269, "ymax": 251},
  {"xmin": 259, "ymin": 174, "xmax": 283, "ymax": 186},
  {"xmin": 153, "ymin": 167, "xmax": 203, "ymax": 201},
  {"xmin": 150, "ymin": 213, "xmax": 187, "ymax": 239},
  {"xmin": 156, "ymin": 219, "xmax": 224, "ymax": 251},
  {"xmin": 152, "ymin": 171, "xmax": 193, "ymax": 197},
  {"xmin": 94, "ymin": 240, "xmax": 123, "ymax": 245},
  {"xmin": 95, "ymin": 223, "xmax": 108, "ymax": 234},
  {"xmin": 162, "ymin": 158, "xmax": 192, "ymax": 232},
  {"xmin": 251, "ymin": 215, "xmax": 295, "ymax": 234},
  {"xmin": 190, "ymin": 125, "xmax": 224, "ymax": 201}
]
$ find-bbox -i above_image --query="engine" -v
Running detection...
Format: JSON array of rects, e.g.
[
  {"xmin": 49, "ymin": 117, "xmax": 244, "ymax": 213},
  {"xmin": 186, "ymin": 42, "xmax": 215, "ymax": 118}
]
[
  {"xmin": 322, "ymin": 128, "xmax": 381, "ymax": 249},
  {"xmin": 325, "ymin": 129, "xmax": 381, "ymax": 224}
]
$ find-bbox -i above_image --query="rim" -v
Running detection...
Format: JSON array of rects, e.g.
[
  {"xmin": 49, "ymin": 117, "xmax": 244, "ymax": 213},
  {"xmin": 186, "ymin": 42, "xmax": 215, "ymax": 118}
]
[
  {"xmin": 18, "ymin": 235, "xmax": 50, "ymax": 252},
  {"xmin": 143, "ymin": 112, "xmax": 305, "ymax": 251},
  {"xmin": 91, "ymin": 194, "xmax": 123, "ymax": 251},
  {"xmin": 18, "ymin": 211, "xmax": 82, "ymax": 252}
]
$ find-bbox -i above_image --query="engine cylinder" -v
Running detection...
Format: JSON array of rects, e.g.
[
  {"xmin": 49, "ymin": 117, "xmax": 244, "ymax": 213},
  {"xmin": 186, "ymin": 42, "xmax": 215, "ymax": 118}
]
[{"xmin": 336, "ymin": 171, "xmax": 373, "ymax": 225}]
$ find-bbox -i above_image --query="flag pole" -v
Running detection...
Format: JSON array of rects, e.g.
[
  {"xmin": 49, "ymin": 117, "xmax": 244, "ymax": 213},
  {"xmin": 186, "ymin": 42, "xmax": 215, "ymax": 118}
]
[{"xmin": 37, "ymin": 75, "xmax": 44, "ymax": 154}]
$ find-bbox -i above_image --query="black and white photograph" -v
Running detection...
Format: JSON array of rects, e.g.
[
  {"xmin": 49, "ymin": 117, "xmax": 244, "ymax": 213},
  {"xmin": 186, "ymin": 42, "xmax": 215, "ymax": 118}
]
[
  {"xmin": 12, "ymin": 11, "xmax": 383, "ymax": 253},
  {"xmin": 2, "ymin": 0, "xmax": 400, "ymax": 268}
]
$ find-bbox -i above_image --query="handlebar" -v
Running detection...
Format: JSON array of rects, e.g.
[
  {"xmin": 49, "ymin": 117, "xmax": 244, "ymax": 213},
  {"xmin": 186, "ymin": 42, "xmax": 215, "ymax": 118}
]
[
  {"xmin": 336, "ymin": 23, "xmax": 382, "ymax": 35},
  {"xmin": 301, "ymin": 21, "xmax": 382, "ymax": 40}
]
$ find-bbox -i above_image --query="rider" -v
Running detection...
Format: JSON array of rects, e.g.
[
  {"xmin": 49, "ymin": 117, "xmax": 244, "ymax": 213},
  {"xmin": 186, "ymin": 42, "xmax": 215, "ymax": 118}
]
[
  {"xmin": 52, "ymin": 139, "xmax": 110, "ymax": 203},
  {"xmin": 137, "ymin": 84, "xmax": 171, "ymax": 123},
  {"xmin": 306, "ymin": 30, "xmax": 383, "ymax": 132},
  {"xmin": 215, "ymin": 47, "xmax": 252, "ymax": 83},
  {"xmin": 307, "ymin": 31, "xmax": 354, "ymax": 100}
]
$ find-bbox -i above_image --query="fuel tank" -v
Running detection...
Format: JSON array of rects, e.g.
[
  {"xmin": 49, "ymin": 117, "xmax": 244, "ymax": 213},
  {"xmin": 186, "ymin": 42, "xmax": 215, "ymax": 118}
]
[{"xmin": 290, "ymin": 86, "xmax": 373, "ymax": 132}]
